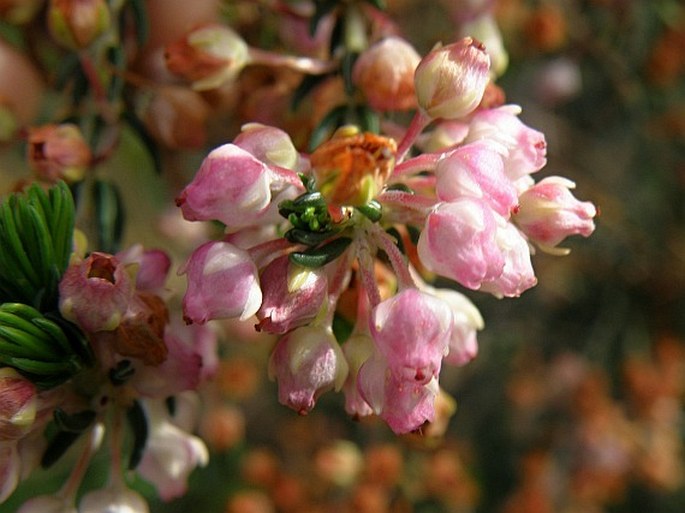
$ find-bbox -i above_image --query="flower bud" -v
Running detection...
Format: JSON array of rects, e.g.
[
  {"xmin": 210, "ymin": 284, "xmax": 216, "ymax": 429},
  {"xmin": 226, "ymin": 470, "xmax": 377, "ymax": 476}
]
[
  {"xmin": 515, "ymin": 176, "xmax": 597, "ymax": 254},
  {"xmin": 0, "ymin": 0, "xmax": 42, "ymax": 25},
  {"xmin": 256, "ymin": 256, "xmax": 327, "ymax": 334},
  {"xmin": 234, "ymin": 123, "xmax": 308, "ymax": 171},
  {"xmin": 0, "ymin": 368, "xmax": 37, "ymax": 441},
  {"xmin": 352, "ymin": 36, "xmax": 420, "ymax": 112},
  {"xmin": 27, "ymin": 123, "xmax": 92, "ymax": 183},
  {"xmin": 17, "ymin": 495, "xmax": 77, "ymax": 513},
  {"xmin": 414, "ymin": 37, "xmax": 490, "ymax": 120},
  {"xmin": 47, "ymin": 0, "xmax": 111, "ymax": 50},
  {"xmin": 165, "ymin": 23, "xmax": 250, "ymax": 91},
  {"xmin": 459, "ymin": 13, "xmax": 509, "ymax": 78},
  {"xmin": 78, "ymin": 485, "xmax": 150, "ymax": 513},
  {"xmin": 59, "ymin": 252, "xmax": 134, "ymax": 332},
  {"xmin": 268, "ymin": 325, "xmax": 349, "ymax": 415},
  {"xmin": 179, "ymin": 240, "xmax": 262, "ymax": 324},
  {"xmin": 310, "ymin": 128, "xmax": 396, "ymax": 208}
]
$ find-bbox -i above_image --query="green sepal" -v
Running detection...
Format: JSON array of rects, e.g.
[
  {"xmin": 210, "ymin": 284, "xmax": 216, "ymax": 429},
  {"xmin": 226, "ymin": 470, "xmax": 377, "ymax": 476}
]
[
  {"xmin": 285, "ymin": 227, "xmax": 340, "ymax": 246},
  {"xmin": 127, "ymin": 400, "xmax": 148, "ymax": 470},
  {"xmin": 289, "ymin": 236, "xmax": 352, "ymax": 268},
  {"xmin": 355, "ymin": 200, "xmax": 382, "ymax": 222}
]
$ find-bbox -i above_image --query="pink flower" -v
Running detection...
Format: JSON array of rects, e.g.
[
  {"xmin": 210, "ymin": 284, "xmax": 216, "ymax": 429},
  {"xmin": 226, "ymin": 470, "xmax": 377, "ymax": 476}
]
[
  {"xmin": 417, "ymin": 198, "xmax": 504, "ymax": 290},
  {"xmin": 370, "ymin": 288, "xmax": 452, "ymax": 384},
  {"xmin": 479, "ymin": 221, "xmax": 537, "ymax": 297},
  {"xmin": 465, "ymin": 105, "xmax": 547, "ymax": 180},
  {"xmin": 0, "ymin": 368, "xmax": 37, "ymax": 442},
  {"xmin": 429, "ymin": 288, "xmax": 484, "ymax": 366},
  {"xmin": 414, "ymin": 37, "xmax": 491, "ymax": 120},
  {"xmin": 116, "ymin": 245, "xmax": 171, "ymax": 293},
  {"xmin": 515, "ymin": 176, "xmax": 597, "ymax": 254},
  {"xmin": 175, "ymin": 144, "xmax": 276, "ymax": 229},
  {"xmin": 179, "ymin": 240, "xmax": 261, "ymax": 324},
  {"xmin": 256, "ymin": 255, "xmax": 328, "ymax": 334},
  {"xmin": 268, "ymin": 326, "xmax": 348, "ymax": 415},
  {"xmin": 137, "ymin": 399, "xmax": 209, "ymax": 502},
  {"xmin": 341, "ymin": 334, "xmax": 375, "ymax": 419},
  {"xmin": 59, "ymin": 252, "xmax": 134, "ymax": 332},
  {"xmin": 435, "ymin": 140, "xmax": 518, "ymax": 218}
]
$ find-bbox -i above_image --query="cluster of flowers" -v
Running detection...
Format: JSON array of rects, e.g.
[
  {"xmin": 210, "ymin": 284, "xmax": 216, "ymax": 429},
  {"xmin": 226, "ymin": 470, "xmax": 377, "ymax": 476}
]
[{"xmin": 176, "ymin": 36, "xmax": 597, "ymax": 435}]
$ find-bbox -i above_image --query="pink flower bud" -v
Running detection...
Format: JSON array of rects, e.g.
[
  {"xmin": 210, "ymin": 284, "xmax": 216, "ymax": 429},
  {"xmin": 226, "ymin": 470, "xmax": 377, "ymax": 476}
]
[
  {"xmin": 515, "ymin": 176, "xmax": 597, "ymax": 254},
  {"xmin": 116, "ymin": 245, "xmax": 171, "ymax": 293},
  {"xmin": 27, "ymin": 123, "xmax": 92, "ymax": 184},
  {"xmin": 417, "ymin": 198, "xmax": 504, "ymax": 290},
  {"xmin": 176, "ymin": 144, "xmax": 276, "ymax": 229},
  {"xmin": 179, "ymin": 240, "xmax": 262, "ymax": 324},
  {"xmin": 436, "ymin": 140, "xmax": 518, "ymax": 218},
  {"xmin": 479, "ymin": 221, "xmax": 537, "ymax": 297},
  {"xmin": 256, "ymin": 256, "xmax": 328, "ymax": 334},
  {"xmin": 352, "ymin": 36, "xmax": 421, "ymax": 112},
  {"xmin": 268, "ymin": 326, "xmax": 349, "ymax": 415},
  {"xmin": 370, "ymin": 288, "xmax": 452, "ymax": 384},
  {"xmin": 414, "ymin": 37, "xmax": 491, "ymax": 120},
  {"xmin": 465, "ymin": 105, "xmax": 547, "ymax": 180},
  {"xmin": 47, "ymin": 0, "xmax": 111, "ymax": 50},
  {"xmin": 59, "ymin": 252, "xmax": 134, "ymax": 332},
  {"xmin": 0, "ymin": 368, "xmax": 37, "ymax": 441},
  {"xmin": 165, "ymin": 23, "xmax": 249, "ymax": 91}
]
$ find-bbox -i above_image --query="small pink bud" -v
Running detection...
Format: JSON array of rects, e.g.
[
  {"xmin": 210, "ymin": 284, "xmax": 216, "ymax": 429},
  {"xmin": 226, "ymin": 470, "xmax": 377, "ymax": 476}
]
[
  {"xmin": 165, "ymin": 23, "xmax": 249, "ymax": 91},
  {"xmin": 59, "ymin": 252, "xmax": 134, "ymax": 332},
  {"xmin": 414, "ymin": 37, "xmax": 491, "ymax": 120},
  {"xmin": 256, "ymin": 256, "xmax": 327, "ymax": 334},
  {"xmin": 27, "ymin": 124, "xmax": 91, "ymax": 184},
  {"xmin": 352, "ymin": 36, "xmax": 421, "ymax": 112},
  {"xmin": 175, "ymin": 144, "xmax": 275, "ymax": 229},
  {"xmin": 234, "ymin": 123, "xmax": 308, "ymax": 172},
  {"xmin": 179, "ymin": 240, "xmax": 262, "ymax": 324},
  {"xmin": 417, "ymin": 198, "xmax": 504, "ymax": 290},
  {"xmin": 47, "ymin": 0, "xmax": 111, "ymax": 50},
  {"xmin": 515, "ymin": 176, "xmax": 597, "ymax": 254},
  {"xmin": 0, "ymin": 368, "xmax": 37, "ymax": 441},
  {"xmin": 268, "ymin": 326, "xmax": 349, "ymax": 415}
]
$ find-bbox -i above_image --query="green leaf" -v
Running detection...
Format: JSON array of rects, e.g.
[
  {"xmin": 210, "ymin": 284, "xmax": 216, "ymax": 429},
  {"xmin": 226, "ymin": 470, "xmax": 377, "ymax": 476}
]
[
  {"xmin": 309, "ymin": 104, "xmax": 348, "ymax": 151},
  {"xmin": 289, "ymin": 237, "xmax": 353, "ymax": 268},
  {"xmin": 41, "ymin": 430, "xmax": 81, "ymax": 469},
  {"xmin": 355, "ymin": 200, "xmax": 382, "ymax": 222},
  {"xmin": 127, "ymin": 400, "xmax": 148, "ymax": 470},
  {"xmin": 285, "ymin": 227, "xmax": 341, "ymax": 246},
  {"xmin": 53, "ymin": 408, "xmax": 96, "ymax": 433},
  {"xmin": 126, "ymin": 0, "xmax": 150, "ymax": 46},
  {"xmin": 341, "ymin": 52, "xmax": 358, "ymax": 96}
]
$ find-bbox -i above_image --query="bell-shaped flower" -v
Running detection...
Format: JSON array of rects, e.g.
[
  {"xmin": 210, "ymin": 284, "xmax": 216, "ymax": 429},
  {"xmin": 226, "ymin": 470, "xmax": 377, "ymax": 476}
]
[
  {"xmin": 27, "ymin": 123, "xmax": 92, "ymax": 184},
  {"xmin": 341, "ymin": 333, "xmax": 375, "ymax": 418},
  {"xmin": 515, "ymin": 176, "xmax": 597, "ymax": 254},
  {"xmin": 357, "ymin": 354, "xmax": 439, "ymax": 434},
  {"xmin": 0, "ymin": 368, "xmax": 37, "ymax": 441},
  {"xmin": 59, "ymin": 252, "xmax": 134, "ymax": 333},
  {"xmin": 352, "ymin": 36, "xmax": 421, "ymax": 112},
  {"xmin": 116, "ymin": 245, "xmax": 171, "ymax": 294},
  {"xmin": 370, "ymin": 288, "xmax": 452, "ymax": 384},
  {"xmin": 136, "ymin": 399, "xmax": 209, "ymax": 501},
  {"xmin": 479, "ymin": 220, "xmax": 537, "ymax": 298},
  {"xmin": 464, "ymin": 105, "xmax": 547, "ymax": 181},
  {"xmin": 165, "ymin": 23, "xmax": 249, "ymax": 91},
  {"xmin": 179, "ymin": 240, "xmax": 261, "ymax": 324},
  {"xmin": 175, "ymin": 144, "xmax": 277, "ymax": 230},
  {"xmin": 435, "ymin": 140, "xmax": 518, "ymax": 218},
  {"xmin": 78, "ymin": 484, "xmax": 149, "ymax": 513},
  {"xmin": 414, "ymin": 37, "xmax": 491, "ymax": 120},
  {"xmin": 256, "ymin": 256, "xmax": 328, "ymax": 334},
  {"xmin": 417, "ymin": 198, "xmax": 504, "ymax": 290},
  {"xmin": 429, "ymin": 288, "xmax": 483, "ymax": 366},
  {"xmin": 268, "ymin": 325, "xmax": 349, "ymax": 415}
]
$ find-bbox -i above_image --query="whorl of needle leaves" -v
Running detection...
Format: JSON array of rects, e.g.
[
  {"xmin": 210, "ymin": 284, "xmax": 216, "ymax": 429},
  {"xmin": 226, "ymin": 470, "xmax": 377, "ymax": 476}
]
[{"xmin": 0, "ymin": 182, "xmax": 91, "ymax": 389}]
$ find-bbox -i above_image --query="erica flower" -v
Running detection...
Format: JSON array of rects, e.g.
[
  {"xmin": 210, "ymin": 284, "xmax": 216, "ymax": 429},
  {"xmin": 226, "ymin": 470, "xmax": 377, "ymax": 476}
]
[{"xmin": 179, "ymin": 240, "xmax": 262, "ymax": 324}]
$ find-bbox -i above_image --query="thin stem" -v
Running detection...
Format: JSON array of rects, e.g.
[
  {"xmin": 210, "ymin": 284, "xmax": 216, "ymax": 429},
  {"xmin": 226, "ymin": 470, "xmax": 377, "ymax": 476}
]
[
  {"xmin": 369, "ymin": 224, "xmax": 415, "ymax": 291},
  {"xmin": 393, "ymin": 152, "xmax": 443, "ymax": 177},
  {"xmin": 248, "ymin": 47, "xmax": 337, "ymax": 75},
  {"xmin": 108, "ymin": 405, "xmax": 125, "ymax": 488},
  {"xmin": 395, "ymin": 110, "xmax": 432, "ymax": 163},
  {"xmin": 355, "ymin": 234, "xmax": 382, "ymax": 308},
  {"xmin": 247, "ymin": 237, "xmax": 293, "ymax": 269},
  {"xmin": 58, "ymin": 422, "xmax": 105, "ymax": 502}
]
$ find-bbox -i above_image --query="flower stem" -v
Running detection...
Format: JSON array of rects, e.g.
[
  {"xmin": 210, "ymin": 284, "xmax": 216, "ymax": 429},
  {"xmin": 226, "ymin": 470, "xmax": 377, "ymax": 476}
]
[
  {"xmin": 248, "ymin": 47, "xmax": 337, "ymax": 75},
  {"xmin": 396, "ymin": 110, "xmax": 431, "ymax": 163},
  {"xmin": 58, "ymin": 422, "xmax": 105, "ymax": 502}
]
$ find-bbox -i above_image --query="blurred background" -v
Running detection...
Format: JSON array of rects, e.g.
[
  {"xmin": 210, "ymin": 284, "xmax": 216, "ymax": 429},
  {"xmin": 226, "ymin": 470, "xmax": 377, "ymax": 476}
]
[{"xmin": 2, "ymin": 0, "xmax": 684, "ymax": 512}]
